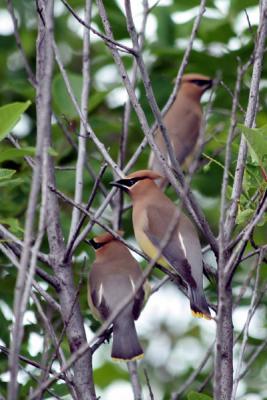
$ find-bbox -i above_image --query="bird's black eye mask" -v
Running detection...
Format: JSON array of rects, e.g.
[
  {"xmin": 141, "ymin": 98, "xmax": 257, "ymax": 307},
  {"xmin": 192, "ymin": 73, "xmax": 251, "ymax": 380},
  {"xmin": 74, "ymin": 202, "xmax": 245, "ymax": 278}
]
[
  {"xmin": 119, "ymin": 177, "xmax": 145, "ymax": 187},
  {"xmin": 110, "ymin": 176, "xmax": 147, "ymax": 190},
  {"xmin": 189, "ymin": 79, "xmax": 213, "ymax": 88},
  {"xmin": 87, "ymin": 239, "xmax": 108, "ymax": 250}
]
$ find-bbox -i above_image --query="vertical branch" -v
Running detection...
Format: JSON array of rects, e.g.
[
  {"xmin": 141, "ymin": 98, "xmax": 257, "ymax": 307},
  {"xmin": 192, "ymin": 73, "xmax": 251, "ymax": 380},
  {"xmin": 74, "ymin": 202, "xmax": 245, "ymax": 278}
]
[
  {"xmin": 6, "ymin": 0, "xmax": 37, "ymax": 86},
  {"xmin": 214, "ymin": 3, "xmax": 267, "ymax": 399},
  {"xmin": 225, "ymin": 0, "xmax": 267, "ymax": 239},
  {"xmin": 231, "ymin": 252, "xmax": 262, "ymax": 400},
  {"xmin": 35, "ymin": 2, "xmax": 97, "ymax": 399},
  {"xmin": 213, "ymin": 270, "xmax": 233, "ymax": 400},
  {"xmin": 220, "ymin": 62, "xmax": 249, "ymax": 242},
  {"xmin": 31, "ymin": 292, "xmax": 76, "ymax": 399},
  {"xmin": 68, "ymin": 0, "xmax": 93, "ymax": 242},
  {"xmin": 213, "ymin": 64, "xmax": 244, "ymax": 400},
  {"xmin": 7, "ymin": 1, "xmax": 52, "ymax": 397},
  {"xmin": 127, "ymin": 361, "xmax": 143, "ymax": 400},
  {"xmin": 113, "ymin": 0, "xmax": 149, "ymax": 230}
]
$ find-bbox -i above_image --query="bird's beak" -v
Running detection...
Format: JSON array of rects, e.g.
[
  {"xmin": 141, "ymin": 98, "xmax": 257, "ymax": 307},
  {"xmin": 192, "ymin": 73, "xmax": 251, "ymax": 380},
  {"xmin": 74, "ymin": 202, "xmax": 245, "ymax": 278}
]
[{"xmin": 110, "ymin": 179, "xmax": 129, "ymax": 192}]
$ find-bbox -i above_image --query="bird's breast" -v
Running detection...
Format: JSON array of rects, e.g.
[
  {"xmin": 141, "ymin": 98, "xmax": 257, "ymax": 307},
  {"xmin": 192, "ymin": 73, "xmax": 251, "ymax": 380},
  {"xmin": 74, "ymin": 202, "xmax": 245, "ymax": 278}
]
[{"xmin": 134, "ymin": 226, "xmax": 169, "ymax": 268}]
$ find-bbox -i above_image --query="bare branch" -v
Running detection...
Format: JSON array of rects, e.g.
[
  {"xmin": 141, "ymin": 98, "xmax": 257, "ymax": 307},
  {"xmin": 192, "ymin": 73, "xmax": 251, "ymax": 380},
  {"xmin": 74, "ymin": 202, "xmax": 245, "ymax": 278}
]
[
  {"xmin": 231, "ymin": 251, "xmax": 262, "ymax": 399},
  {"xmin": 60, "ymin": 0, "xmax": 137, "ymax": 55},
  {"xmin": 65, "ymin": 162, "xmax": 107, "ymax": 261},
  {"xmin": 7, "ymin": 1, "xmax": 54, "ymax": 397},
  {"xmin": 68, "ymin": 0, "xmax": 93, "ymax": 242},
  {"xmin": 0, "ymin": 345, "xmax": 65, "ymax": 380},
  {"xmin": 33, "ymin": 2, "xmax": 97, "ymax": 399},
  {"xmin": 6, "ymin": 0, "xmax": 36, "ymax": 86},
  {"xmin": 225, "ymin": 0, "xmax": 267, "ymax": 239},
  {"xmin": 0, "ymin": 243, "xmax": 60, "ymax": 313},
  {"xmin": 127, "ymin": 361, "xmax": 143, "ymax": 400},
  {"xmin": 144, "ymin": 368, "xmax": 155, "ymax": 400},
  {"xmin": 52, "ymin": 39, "xmax": 123, "ymax": 178}
]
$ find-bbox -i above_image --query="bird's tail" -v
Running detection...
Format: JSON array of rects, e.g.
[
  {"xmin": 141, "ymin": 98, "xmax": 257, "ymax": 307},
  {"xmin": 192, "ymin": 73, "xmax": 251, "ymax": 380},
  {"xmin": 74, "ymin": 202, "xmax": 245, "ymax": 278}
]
[
  {"xmin": 111, "ymin": 310, "xmax": 144, "ymax": 362},
  {"xmin": 188, "ymin": 286, "xmax": 211, "ymax": 320}
]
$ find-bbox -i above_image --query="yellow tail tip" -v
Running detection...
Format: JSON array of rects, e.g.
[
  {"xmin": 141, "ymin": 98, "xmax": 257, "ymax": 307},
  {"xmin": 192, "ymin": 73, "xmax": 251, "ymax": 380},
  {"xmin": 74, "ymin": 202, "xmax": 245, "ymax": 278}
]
[
  {"xmin": 112, "ymin": 353, "xmax": 144, "ymax": 362},
  {"xmin": 191, "ymin": 310, "xmax": 212, "ymax": 320}
]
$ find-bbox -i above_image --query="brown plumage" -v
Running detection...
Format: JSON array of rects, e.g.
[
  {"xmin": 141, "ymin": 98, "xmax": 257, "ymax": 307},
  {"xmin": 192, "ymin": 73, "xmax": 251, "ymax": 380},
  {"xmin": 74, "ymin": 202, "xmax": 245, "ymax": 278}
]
[
  {"xmin": 149, "ymin": 73, "xmax": 213, "ymax": 187},
  {"xmin": 87, "ymin": 232, "xmax": 146, "ymax": 361},
  {"xmin": 111, "ymin": 170, "xmax": 211, "ymax": 319}
]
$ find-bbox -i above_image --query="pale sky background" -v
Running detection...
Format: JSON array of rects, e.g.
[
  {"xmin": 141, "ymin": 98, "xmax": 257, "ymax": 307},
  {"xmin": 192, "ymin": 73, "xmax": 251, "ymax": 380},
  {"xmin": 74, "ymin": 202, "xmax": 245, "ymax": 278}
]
[{"xmin": 0, "ymin": 1, "xmax": 265, "ymax": 399}]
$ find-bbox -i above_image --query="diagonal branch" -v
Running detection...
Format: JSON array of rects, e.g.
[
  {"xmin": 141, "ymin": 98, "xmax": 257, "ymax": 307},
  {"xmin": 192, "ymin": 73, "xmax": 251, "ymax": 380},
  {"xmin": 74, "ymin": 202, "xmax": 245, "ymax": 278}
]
[{"xmin": 97, "ymin": 0, "xmax": 218, "ymax": 257}]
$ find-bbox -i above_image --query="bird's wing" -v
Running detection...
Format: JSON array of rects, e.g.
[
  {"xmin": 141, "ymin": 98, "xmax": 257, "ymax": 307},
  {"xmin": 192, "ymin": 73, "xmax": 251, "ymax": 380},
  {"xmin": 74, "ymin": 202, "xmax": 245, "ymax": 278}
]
[
  {"xmin": 144, "ymin": 205, "xmax": 197, "ymax": 288},
  {"xmin": 90, "ymin": 270, "xmax": 144, "ymax": 321},
  {"xmin": 172, "ymin": 110, "xmax": 201, "ymax": 164},
  {"xmin": 89, "ymin": 278, "xmax": 110, "ymax": 320}
]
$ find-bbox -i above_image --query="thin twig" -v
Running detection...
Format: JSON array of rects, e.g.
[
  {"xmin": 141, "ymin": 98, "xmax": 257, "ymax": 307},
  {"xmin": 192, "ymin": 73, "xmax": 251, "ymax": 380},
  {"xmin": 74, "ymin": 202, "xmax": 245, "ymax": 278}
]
[
  {"xmin": 231, "ymin": 251, "xmax": 262, "ymax": 399},
  {"xmin": 6, "ymin": 0, "xmax": 36, "ymax": 86},
  {"xmin": 0, "ymin": 243, "xmax": 61, "ymax": 313},
  {"xmin": 52, "ymin": 39, "xmax": 124, "ymax": 178},
  {"xmin": 113, "ymin": 0, "xmax": 150, "ymax": 231},
  {"xmin": 64, "ymin": 163, "xmax": 107, "ymax": 261},
  {"xmin": 31, "ymin": 292, "xmax": 76, "ymax": 398},
  {"xmin": 0, "ymin": 345, "xmax": 65, "ymax": 380},
  {"xmin": 60, "ymin": 0, "xmax": 136, "ymax": 55},
  {"xmin": 144, "ymin": 368, "xmax": 154, "ymax": 400},
  {"xmin": 68, "ymin": 0, "xmax": 93, "ymax": 243}
]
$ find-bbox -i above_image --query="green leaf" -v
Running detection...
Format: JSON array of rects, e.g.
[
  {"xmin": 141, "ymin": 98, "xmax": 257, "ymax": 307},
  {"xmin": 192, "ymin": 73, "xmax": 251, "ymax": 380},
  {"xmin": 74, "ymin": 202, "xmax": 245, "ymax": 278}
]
[
  {"xmin": 94, "ymin": 362, "xmax": 128, "ymax": 388},
  {"xmin": 238, "ymin": 124, "xmax": 267, "ymax": 167},
  {"xmin": 52, "ymin": 72, "xmax": 83, "ymax": 119},
  {"xmin": 0, "ymin": 177, "xmax": 24, "ymax": 188},
  {"xmin": 229, "ymin": 0, "xmax": 259, "ymax": 16},
  {"xmin": 0, "ymin": 218, "xmax": 24, "ymax": 234},
  {"xmin": 236, "ymin": 208, "xmax": 254, "ymax": 225},
  {"xmin": 0, "ymin": 147, "xmax": 35, "ymax": 163},
  {"xmin": 0, "ymin": 169, "xmax": 16, "ymax": 181},
  {"xmin": 187, "ymin": 391, "xmax": 212, "ymax": 400},
  {"xmin": 199, "ymin": 18, "xmax": 235, "ymax": 44},
  {"xmin": 88, "ymin": 90, "xmax": 111, "ymax": 113},
  {"xmin": 0, "ymin": 101, "xmax": 31, "ymax": 141},
  {"xmin": 154, "ymin": 7, "xmax": 176, "ymax": 47},
  {"xmin": 172, "ymin": 0, "xmax": 216, "ymax": 11},
  {"xmin": 47, "ymin": 147, "xmax": 58, "ymax": 157}
]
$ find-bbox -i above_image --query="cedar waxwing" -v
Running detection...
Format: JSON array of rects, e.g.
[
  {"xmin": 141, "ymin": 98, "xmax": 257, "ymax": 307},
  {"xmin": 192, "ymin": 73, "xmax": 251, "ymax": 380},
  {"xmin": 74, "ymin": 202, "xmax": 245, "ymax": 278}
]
[
  {"xmin": 87, "ymin": 232, "xmax": 146, "ymax": 361},
  {"xmin": 149, "ymin": 73, "xmax": 213, "ymax": 186},
  {"xmin": 111, "ymin": 170, "xmax": 211, "ymax": 319}
]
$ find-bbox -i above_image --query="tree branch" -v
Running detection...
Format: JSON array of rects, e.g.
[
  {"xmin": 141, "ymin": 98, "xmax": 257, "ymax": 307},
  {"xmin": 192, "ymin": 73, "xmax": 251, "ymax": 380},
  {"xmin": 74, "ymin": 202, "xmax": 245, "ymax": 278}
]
[
  {"xmin": 225, "ymin": 0, "xmax": 267, "ymax": 240},
  {"xmin": 68, "ymin": 0, "xmax": 93, "ymax": 243}
]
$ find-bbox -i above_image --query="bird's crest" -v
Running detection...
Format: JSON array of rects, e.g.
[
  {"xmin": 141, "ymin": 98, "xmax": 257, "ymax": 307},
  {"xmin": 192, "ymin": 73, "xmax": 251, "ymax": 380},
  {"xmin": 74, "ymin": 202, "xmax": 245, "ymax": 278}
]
[
  {"xmin": 89, "ymin": 231, "xmax": 123, "ymax": 249},
  {"xmin": 126, "ymin": 169, "xmax": 163, "ymax": 181}
]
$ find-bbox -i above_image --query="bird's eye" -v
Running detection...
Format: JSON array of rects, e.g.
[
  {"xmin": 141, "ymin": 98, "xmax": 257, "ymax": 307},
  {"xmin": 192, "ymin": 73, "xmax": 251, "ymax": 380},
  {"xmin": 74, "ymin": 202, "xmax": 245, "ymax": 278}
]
[
  {"xmin": 190, "ymin": 79, "xmax": 211, "ymax": 87},
  {"xmin": 128, "ymin": 178, "xmax": 138, "ymax": 186},
  {"xmin": 124, "ymin": 177, "xmax": 146, "ymax": 187},
  {"xmin": 88, "ymin": 239, "xmax": 105, "ymax": 249}
]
